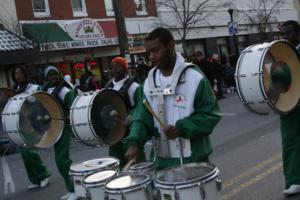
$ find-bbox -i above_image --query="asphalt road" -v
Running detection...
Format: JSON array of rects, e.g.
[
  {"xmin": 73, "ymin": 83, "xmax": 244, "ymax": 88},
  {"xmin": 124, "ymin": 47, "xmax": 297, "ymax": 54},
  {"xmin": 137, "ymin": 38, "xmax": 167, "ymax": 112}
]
[{"xmin": 1, "ymin": 93, "xmax": 299, "ymax": 200}]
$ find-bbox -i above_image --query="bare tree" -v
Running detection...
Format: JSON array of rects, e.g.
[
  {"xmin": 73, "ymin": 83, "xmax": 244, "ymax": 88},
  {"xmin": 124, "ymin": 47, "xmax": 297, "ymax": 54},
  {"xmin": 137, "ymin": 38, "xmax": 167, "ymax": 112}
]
[
  {"xmin": 155, "ymin": 0, "xmax": 229, "ymax": 56},
  {"xmin": 237, "ymin": 0, "xmax": 285, "ymax": 42}
]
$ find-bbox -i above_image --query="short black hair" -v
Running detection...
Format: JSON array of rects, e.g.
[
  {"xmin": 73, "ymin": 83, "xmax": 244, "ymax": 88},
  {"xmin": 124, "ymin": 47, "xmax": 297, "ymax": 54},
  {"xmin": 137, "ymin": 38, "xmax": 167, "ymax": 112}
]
[
  {"xmin": 281, "ymin": 20, "xmax": 300, "ymax": 32},
  {"xmin": 11, "ymin": 66, "xmax": 28, "ymax": 82},
  {"xmin": 146, "ymin": 27, "xmax": 174, "ymax": 46}
]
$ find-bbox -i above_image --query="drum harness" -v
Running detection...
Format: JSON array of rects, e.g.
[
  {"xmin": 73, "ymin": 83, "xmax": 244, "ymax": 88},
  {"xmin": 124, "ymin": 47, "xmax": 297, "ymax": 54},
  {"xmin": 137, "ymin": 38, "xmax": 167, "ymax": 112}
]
[{"xmin": 147, "ymin": 63, "xmax": 196, "ymax": 165}]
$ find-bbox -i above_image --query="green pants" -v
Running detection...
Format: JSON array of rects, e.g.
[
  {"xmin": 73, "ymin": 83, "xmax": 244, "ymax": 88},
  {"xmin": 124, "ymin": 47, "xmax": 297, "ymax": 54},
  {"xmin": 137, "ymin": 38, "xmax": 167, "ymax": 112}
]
[
  {"xmin": 54, "ymin": 124, "xmax": 74, "ymax": 192},
  {"xmin": 280, "ymin": 109, "xmax": 300, "ymax": 189},
  {"xmin": 20, "ymin": 148, "xmax": 50, "ymax": 185}
]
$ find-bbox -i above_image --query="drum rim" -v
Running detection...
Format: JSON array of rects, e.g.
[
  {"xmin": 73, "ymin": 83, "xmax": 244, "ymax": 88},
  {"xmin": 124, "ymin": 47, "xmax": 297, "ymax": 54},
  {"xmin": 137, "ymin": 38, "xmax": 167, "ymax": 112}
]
[
  {"xmin": 70, "ymin": 157, "xmax": 119, "ymax": 176},
  {"xmin": 155, "ymin": 162, "xmax": 219, "ymax": 188},
  {"xmin": 129, "ymin": 162, "xmax": 156, "ymax": 171},
  {"xmin": 105, "ymin": 173, "xmax": 151, "ymax": 193},
  {"xmin": 83, "ymin": 170, "xmax": 118, "ymax": 188}
]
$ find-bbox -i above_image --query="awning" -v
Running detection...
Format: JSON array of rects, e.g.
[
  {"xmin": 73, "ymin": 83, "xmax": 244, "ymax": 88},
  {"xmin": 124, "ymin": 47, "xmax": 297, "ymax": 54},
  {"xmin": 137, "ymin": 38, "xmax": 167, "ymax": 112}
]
[{"xmin": 21, "ymin": 18, "xmax": 132, "ymax": 51}]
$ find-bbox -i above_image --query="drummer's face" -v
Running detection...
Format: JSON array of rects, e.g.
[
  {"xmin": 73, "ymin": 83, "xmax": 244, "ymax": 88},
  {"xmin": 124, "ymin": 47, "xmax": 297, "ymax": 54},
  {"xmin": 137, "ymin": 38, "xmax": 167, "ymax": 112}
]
[
  {"xmin": 281, "ymin": 25, "xmax": 299, "ymax": 46},
  {"xmin": 47, "ymin": 71, "xmax": 60, "ymax": 86},
  {"xmin": 14, "ymin": 68, "xmax": 26, "ymax": 84},
  {"xmin": 111, "ymin": 62, "xmax": 127, "ymax": 81}
]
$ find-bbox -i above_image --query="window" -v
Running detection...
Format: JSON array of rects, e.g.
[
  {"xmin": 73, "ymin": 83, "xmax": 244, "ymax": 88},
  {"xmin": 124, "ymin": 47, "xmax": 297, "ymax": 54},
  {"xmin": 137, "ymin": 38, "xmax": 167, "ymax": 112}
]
[
  {"xmin": 135, "ymin": 0, "xmax": 147, "ymax": 15},
  {"xmin": 71, "ymin": 0, "xmax": 87, "ymax": 17},
  {"xmin": 104, "ymin": 0, "xmax": 115, "ymax": 16},
  {"xmin": 32, "ymin": 0, "xmax": 50, "ymax": 18}
]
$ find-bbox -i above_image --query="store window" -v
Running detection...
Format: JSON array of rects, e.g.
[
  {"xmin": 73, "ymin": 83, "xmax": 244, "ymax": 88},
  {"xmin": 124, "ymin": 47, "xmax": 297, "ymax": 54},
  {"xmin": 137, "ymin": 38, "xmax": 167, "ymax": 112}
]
[
  {"xmin": 32, "ymin": 0, "xmax": 50, "ymax": 18},
  {"xmin": 104, "ymin": 0, "xmax": 115, "ymax": 16},
  {"xmin": 71, "ymin": 0, "xmax": 87, "ymax": 17},
  {"xmin": 135, "ymin": 0, "xmax": 147, "ymax": 15}
]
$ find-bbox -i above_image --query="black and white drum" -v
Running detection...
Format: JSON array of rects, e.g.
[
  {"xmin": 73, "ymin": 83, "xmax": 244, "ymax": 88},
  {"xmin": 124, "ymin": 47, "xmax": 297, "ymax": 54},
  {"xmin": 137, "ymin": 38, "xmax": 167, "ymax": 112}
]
[
  {"xmin": 129, "ymin": 162, "xmax": 156, "ymax": 177},
  {"xmin": 105, "ymin": 173, "xmax": 154, "ymax": 200},
  {"xmin": 70, "ymin": 157, "xmax": 119, "ymax": 198},
  {"xmin": 70, "ymin": 89, "xmax": 128, "ymax": 146},
  {"xmin": 155, "ymin": 163, "xmax": 222, "ymax": 200},
  {"xmin": 2, "ymin": 91, "xmax": 64, "ymax": 148},
  {"xmin": 0, "ymin": 88, "xmax": 16, "ymax": 144},
  {"xmin": 83, "ymin": 170, "xmax": 117, "ymax": 200},
  {"xmin": 235, "ymin": 40, "xmax": 300, "ymax": 115}
]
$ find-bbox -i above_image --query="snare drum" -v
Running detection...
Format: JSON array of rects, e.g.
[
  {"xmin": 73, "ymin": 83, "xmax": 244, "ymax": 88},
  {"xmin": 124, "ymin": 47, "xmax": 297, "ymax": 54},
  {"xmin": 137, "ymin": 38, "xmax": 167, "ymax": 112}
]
[
  {"xmin": 105, "ymin": 173, "xmax": 154, "ymax": 200},
  {"xmin": 235, "ymin": 40, "xmax": 300, "ymax": 115},
  {"xmin": 2, "ymin": 91, "xmax": 64, "ymax": 148},
  {"xmin": 70, "ymin": 89, "xmax": 128, "ymax": 146},
  {"xmin": 155, "ymin": 163, "xmax": 222, "ymax": 200},
  {"xmin": 83, "ymin": 170, "xmax": 117, "ymax": 200},
  {"xmin": 70, "ymin": 157, "xmax": 119, "ymax": 198},
  {"xmin": 129, "ymin": 162, "xmax": 156, "ymax": 177}
]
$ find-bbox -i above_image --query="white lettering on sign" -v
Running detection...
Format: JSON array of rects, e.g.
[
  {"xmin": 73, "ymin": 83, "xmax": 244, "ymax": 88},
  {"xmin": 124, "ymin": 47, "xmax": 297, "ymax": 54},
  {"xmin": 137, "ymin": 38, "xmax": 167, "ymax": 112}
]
[{"xmin": 72, "ymin": 18, "xmax": 105, "ymax": 40}]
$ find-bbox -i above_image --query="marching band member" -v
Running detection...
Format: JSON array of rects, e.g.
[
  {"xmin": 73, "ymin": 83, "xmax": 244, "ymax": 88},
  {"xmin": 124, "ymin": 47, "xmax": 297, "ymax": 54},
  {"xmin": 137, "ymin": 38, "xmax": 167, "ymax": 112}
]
[
  {"xmin": 43, "ymin": 66, "xmax": 77, "ymax": 200},
  {"xmin": 124, "ymin": 27, "xmax": 222, "ymax": 170},
  {"xmin": 105, "ymin": 56, "xmax": 143, "ymax": 168},
  {"xmin": 11, "ymin": 66, "xmax": 50, "ymax": 189},
  {"xmin": 279, "ymin": 20, "xmax": 300, "ymax": 195}
]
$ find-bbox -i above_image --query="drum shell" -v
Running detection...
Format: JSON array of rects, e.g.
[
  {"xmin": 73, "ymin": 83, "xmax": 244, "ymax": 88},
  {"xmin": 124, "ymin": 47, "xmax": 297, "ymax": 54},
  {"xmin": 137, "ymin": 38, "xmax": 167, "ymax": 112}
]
[
  {"xmin": 155, "ymin": 163, "xmax": 222, "ymax": 200},
  {"xmin": 105, "ymin": 173, "xmax": 154, "ymax": 200},
  {"xmin": 70, "ymin": 91, "xmax": 102, "ymax": 145},
  {"xmin": 70, "ymin": 157, "xmax": 119, "ymax": 198}
]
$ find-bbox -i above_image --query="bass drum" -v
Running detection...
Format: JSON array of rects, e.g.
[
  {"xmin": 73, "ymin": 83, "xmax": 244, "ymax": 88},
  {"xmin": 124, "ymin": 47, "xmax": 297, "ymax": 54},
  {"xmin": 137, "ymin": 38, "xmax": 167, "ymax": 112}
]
[
  {"xmin": 2, "ymin": 91, "xmax": 64, "ymax": 148},
  {"xmin": 235, "ymin": 40, "xmax": 300, "ymax": 115},
  {"xmin": 70, "ymin": 89, "xmax": 128, "ymax": 146},
  {"xmin": 0, "ymin": 88, "xmax": 17, "ymax": 144}
]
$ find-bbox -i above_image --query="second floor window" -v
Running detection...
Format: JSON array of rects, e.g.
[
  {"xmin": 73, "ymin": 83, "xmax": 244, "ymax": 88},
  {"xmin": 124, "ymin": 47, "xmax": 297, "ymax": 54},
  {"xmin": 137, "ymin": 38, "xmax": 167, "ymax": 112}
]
[
  {"xmin": 32, "ymin": 0, "xmax": 50, "ymax": 17},
  {"xmin": 104, "ymin": 0, "xmax": 115, "ymax": 16},
  {"xmin": 72, "ymin": 0, "xmax": 87, "ymax": 16}
]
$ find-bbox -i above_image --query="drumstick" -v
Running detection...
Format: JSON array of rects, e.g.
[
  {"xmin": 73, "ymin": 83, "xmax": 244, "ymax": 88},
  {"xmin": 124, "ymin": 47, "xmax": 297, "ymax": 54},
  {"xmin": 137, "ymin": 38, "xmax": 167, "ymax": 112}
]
[
  {"xmin": 122, "ymin": 159, "xmax": 135, "ymax": 172},
  {"xmin": 143, "ymin": 99, "xmax": 166, "ymax": 129}
]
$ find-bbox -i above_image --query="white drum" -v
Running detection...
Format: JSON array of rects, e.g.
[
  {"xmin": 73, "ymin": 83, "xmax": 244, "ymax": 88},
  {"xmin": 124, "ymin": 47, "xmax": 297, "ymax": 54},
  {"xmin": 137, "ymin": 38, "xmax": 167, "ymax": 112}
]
[
  {"xmin": 70, "ymin": 89, "xmax": 128, "ymax": 146},
  {"xmin": 235, "ymin": 40, "xmax": 300, "ymax": 115},
  {"xmin": 1, "ymin": 91, "xmax": 64, "ymax": 148},
  {"xmin": 83, "ymin": 170, "xmax": 117, "ymax": 200},
  {"xmin": 129, "ymin": 162, "xmax": 156, "ymax": 177},
  {"xmin": 105, "ymin": 173, "xmax": 154, "ymax": 200},
  {"xmin": 70, "ymin": 157, "xmax": 119, "ymax": 198},
  {"xmin": 155, "ymin": 163, "xmax": 222, "ymax": 200}
]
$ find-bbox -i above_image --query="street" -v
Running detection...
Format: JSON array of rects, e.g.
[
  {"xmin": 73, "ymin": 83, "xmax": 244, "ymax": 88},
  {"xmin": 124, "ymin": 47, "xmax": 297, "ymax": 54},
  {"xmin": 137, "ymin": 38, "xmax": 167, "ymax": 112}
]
[{"xmin": 1, "ymin": 93, "xmax": 299, "ymax": 200}]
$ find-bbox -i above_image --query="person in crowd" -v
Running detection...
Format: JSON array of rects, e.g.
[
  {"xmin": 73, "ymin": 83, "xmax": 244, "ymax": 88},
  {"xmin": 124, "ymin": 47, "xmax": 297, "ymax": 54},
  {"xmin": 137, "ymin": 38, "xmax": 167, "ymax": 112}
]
[
  {"xmin": 135, "ymin": 57, "xmax": 151, "ymax": 84},
  {"xmin": 104, "ymin": 57, "xmax": 142, "ymax": 168},
  {"xmin": 124, "ymin": 27, "xmax": 221, "ymax": 170},
  {"xmin": 79, "ymin": 70, "xmax": 100, "ymax": 92},
  {"xmin": 278, "ymin": 20, "xmax": 300, "ymax": 195},
  {"xmin": 11, "ymin": 66, "xmax": 51, "ymax": 189},
  {"xmin": 210, "ymin": 53, "xmax": 225, "ymax": 99},
  {"xmin": 193, "ymin": 51, "xmax": 215, "ymax": 88},
  {"xmin": 43, "ymin": 66, "xmax": 77, "ymax": 200}
]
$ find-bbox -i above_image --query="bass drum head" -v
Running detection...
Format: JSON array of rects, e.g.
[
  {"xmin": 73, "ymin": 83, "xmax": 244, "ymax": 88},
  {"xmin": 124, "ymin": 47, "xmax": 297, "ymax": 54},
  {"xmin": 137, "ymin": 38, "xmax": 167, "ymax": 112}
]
[
  {"xmin": 0, "ymin": 88, "xmax": 16, "ymax": 142},
  {"xmin": 19, "ymin": 92, "xmax": 64, "ymax": 148},
  {"xmin": 262, "ymin": 41, "xmax": 300, "ymax": 113},
  {"xmin": 91, "ymin": 89, "xmax": 127, "ymax": 145}
]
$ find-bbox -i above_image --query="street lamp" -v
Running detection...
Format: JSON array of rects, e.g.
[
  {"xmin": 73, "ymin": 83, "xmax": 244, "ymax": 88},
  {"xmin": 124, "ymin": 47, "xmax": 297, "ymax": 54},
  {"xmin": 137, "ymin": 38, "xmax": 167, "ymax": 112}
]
[{"xmin": 228, "ymin": 8, "xmax": 239, "ymax": 56}]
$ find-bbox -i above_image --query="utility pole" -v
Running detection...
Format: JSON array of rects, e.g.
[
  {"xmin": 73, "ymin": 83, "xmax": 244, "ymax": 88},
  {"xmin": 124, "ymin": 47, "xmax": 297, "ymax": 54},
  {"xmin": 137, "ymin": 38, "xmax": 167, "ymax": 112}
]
[
  {"xmin": 228, "ymin": 8, "xmax": 239, "ymax": 56},
  {"xmin": 112, "ymin": 0, "xmax": 129, "ymax": 57}
]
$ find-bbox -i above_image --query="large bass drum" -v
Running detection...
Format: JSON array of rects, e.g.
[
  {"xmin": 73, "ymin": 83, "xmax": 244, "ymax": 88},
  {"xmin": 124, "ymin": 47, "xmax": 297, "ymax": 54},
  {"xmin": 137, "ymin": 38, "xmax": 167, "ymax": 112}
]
[
  {"xmin": 70, "ymin": 89, "xmax": 128, "ymax": 146},
  {"xmin": 235, "ymin": 40, "xmax": 300, "ymax": 115},
  {"xmin": 2, "ymin": 91, "xmax": 64, "ymax": 148},
  {"xmin": 0, "ymin": 88, "xmax": 17, "ymax": 144}
]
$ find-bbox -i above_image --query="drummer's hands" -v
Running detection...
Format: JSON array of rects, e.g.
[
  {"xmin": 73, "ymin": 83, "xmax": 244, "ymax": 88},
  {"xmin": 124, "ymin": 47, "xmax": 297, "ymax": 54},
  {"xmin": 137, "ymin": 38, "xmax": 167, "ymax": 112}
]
[
  {"xmin": 163, "ymin": 125, "xmax": 180, "ymax": 139},
  {"xmin": 125, "ymin": 146, "xmax": 139, "ymax": 162}
]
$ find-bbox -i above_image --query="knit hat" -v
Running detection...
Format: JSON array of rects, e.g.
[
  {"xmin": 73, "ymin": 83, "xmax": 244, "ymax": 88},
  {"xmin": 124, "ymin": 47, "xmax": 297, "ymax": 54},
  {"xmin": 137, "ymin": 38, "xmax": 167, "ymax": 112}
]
[
  {"xmin": 111, "ymin": 57, "xmax": 128, "ymax": 70},
  {"xmin": 44, "ymin": 66, "xmax": 59, "ymax": 78}
]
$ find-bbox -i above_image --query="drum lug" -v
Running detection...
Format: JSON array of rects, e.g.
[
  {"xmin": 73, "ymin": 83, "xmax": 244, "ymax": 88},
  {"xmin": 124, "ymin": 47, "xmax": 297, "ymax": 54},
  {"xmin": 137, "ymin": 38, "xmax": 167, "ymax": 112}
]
[
  {"xmin": 234, "ymin": 74, "xmax": 246, "ymax": 78},
  {"xmin": 121, "ymin": 189, "xmax": 126, "ymax": 200},
  {"xmin": 104, "ymin": 191, "xmax": 109, "ymax": 200},
  {"xmin": 174, "ymin": 186, "xmax": 180, "ymax": 200},
  {"xmin": 199, "ymin": 182, "xmax": 206, "ymax": 199},
  {"xmin": 144, "ymin": 185, "xmax": 152, "ymax": 200},
  {"xmin": 244, "ymin": 101, "xmax": 254, "ymax": 105},
  {"xmin": 258, "ymin": 100, "xmax": 269, "ymax": 104},
  {"xmin": 252, "ymin": 72, "xmax": 263, "ymax": 76},
  {"xmin": 86, "ymin": 189, "xmax": 92, "ymax": 200},
  {"xmin": 216, "ymin": 178, "xmax": 222, "ymax": 191}
]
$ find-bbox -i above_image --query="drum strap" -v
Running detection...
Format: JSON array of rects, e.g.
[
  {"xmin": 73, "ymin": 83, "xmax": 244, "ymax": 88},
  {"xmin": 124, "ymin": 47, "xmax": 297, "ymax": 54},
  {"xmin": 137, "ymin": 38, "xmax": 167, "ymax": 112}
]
[{"xmin": 147, "ymin": 63, "xmax": 194, "ymax": 159}]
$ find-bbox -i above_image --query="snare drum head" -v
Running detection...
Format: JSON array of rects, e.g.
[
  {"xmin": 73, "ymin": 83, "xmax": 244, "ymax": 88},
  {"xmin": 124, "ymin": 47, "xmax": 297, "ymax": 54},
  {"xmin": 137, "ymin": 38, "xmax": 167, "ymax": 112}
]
[
  {"xmin": 71, "ymin": 157, "xmax": 119, "ymax": 174},
  {"xmin": 83, "ymin": 170, "xmax": 117, "ymax": 184},
  {"xmin": 91, "ymin": 89, "xmax": 128, "ymax": 145},
  {"xmin": 106, "ymin": 174, "xmax": 148, "ymax": 190},
  {"xmin": 18, "ymin": 92, "xmax": 64, "ymax": 148},
  {"xmin": 156, "ymin": 163, "xmax": 216, "ymax": 184}
]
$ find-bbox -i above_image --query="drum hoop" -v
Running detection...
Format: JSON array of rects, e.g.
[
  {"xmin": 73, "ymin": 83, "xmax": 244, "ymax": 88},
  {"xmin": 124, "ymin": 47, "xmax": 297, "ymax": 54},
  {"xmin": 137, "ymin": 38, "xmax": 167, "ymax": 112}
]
[
  {"xmin": 83, "ymin": 170, "xmax": 118, "ymax": 188},
  {"xmin": 129, "ymin": 162, "xmax": 156, "ymax": 171},
  {"xmin": 155, "ymin": 169, "xmax": 219, "ymax": 190},
  {"xmin": 70, "ymin": 157, "xmax": 119, "ymax": 176},
  {"xmin": 105, "ymin": 173, "xmax": 151, "ymax": 193}
]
